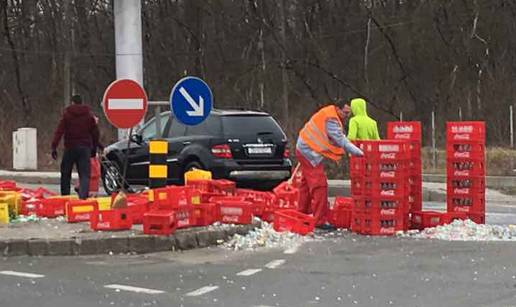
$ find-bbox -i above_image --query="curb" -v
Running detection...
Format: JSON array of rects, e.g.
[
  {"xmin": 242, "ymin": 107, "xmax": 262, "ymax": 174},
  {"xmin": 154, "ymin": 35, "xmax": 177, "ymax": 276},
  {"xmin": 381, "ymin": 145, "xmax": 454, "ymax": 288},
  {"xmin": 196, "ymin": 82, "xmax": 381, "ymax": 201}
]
[{"xmin": 1, "ymin": 223, "xmax": 259, "ymax": 258}]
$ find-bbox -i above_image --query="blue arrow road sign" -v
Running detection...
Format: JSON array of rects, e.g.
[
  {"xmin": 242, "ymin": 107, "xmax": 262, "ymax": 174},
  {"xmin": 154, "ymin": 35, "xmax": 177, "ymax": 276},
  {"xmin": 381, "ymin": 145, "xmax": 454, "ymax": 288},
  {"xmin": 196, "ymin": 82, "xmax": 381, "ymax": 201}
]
[{"xmin": 170, "ymin": 76, "xmax": 213, "ymax": 126}]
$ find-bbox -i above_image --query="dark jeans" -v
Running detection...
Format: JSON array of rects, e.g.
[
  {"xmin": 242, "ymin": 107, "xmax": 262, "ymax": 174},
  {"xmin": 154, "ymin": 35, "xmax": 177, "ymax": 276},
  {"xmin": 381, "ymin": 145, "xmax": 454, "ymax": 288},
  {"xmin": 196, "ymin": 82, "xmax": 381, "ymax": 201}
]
[{"xmin": 61, "ymin": 146, "xmax": 91, "ymax": 199}]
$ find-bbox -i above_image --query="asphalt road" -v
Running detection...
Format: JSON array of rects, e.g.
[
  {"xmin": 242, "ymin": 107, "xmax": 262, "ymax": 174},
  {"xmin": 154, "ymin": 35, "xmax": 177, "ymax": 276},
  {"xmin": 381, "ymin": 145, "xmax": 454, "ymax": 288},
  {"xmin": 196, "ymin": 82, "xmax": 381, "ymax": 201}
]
[{"xmin": 1, "ymin": 234, "xmax": 516, "ymax": 307}]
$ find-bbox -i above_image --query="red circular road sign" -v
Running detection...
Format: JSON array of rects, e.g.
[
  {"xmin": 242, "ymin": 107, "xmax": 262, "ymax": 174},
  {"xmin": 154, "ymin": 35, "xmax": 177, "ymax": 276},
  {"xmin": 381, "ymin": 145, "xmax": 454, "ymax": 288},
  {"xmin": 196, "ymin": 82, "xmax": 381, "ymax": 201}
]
[{"xmin": 102, "ymin": 79, "xmax": 148, "ymax": 129}]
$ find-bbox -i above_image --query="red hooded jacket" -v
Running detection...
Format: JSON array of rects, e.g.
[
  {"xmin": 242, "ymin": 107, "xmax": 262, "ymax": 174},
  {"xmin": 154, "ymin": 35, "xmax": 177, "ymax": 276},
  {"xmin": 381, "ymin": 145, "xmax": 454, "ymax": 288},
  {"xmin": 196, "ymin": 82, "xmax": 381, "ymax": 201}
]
[{"xmin": 51, "ymin": 104, "xmax": 100, "ymax": 151}]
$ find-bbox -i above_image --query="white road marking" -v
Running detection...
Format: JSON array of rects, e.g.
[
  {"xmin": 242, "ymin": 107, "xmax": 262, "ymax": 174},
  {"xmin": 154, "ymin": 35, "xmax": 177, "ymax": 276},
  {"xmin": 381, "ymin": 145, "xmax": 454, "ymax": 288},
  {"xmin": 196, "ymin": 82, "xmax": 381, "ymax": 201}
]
[
  {"xmin": 265, "ymin": 259, "xmax": 286, "ymax": 269},
  {"xmin": 185, "ymin": 285, "xmax": 219, "ymax": 296},
  {"xmin": 284, "ymin": 244, "xmax": 299, "ymax": 254},
  {"xmin": 0, "ymin": 270, "xmax": 45, "ymax": 279},
  {"xmin": 108, "ymin": 98, "xmax": 144, "ymax": 110},
  {"xmin": 104, "ymin": 284, "xmax": 165, "ymax": 294},
  {"xmin": 236, "ymin": 268, "xmax": 262, "ymax": 276}
]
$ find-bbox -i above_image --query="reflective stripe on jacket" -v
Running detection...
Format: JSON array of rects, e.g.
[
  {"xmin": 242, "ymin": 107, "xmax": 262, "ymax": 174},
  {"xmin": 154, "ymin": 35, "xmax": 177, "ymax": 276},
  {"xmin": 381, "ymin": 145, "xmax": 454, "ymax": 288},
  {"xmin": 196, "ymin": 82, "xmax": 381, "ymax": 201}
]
[{"xmin": 299, "ymin": 105, "xmax": 345, "ymax": 161}]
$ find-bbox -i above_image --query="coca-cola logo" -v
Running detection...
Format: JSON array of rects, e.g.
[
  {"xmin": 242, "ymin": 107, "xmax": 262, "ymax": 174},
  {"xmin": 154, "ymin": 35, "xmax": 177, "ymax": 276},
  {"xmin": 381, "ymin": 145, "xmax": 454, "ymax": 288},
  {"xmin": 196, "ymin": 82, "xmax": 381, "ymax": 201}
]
[
  {"xmin": 75, "ymin": 213, "xmax": 91, "ymax": 220},
  {"xmin": 221, "ymin": 207, "xmax": 243, "ymax": 215},
  {"xmin": 380, "ymin": 227, "xmax": 394, "ymax": 234},
  {"xmin": 177, "ymin": 219, "xmax": 190, "ymax": 227},
  {"xmin": 454, "ymin": 152, "xmax": 470, "ymax": 158},
  {"xmin": 393, "ymin": 134, "xmax": 411, "ymax": 140},
  {"xmin": 453, "ymin": 134, "xmax": 471, "ymax": 140},
  {"xmin": 97, "ymin": 222, "xmax": 111, "ymax": 228},
  {"xmin": 454, "ymin": 170, "xmax": 470, "ymax": 176},
  {"xmin": 380, "ymin": 171, "xmax": 396, "ymax": 178},
  {"xmin": 451, "ymin": 125, "xmax": 473, "ymax": 133},
  {"xmin": 453, "ymin": 188, "xmax": 470, "ymax": 194},
  {"xmin": 380, "ymin": 153, "xmax": 397, "ymax": 159},
  {"xmin": 55, "ymin": 209, "xmax": 64, "ymax": 215},
  {"xmin": 381, "ymin": 209, "xmax": 395, "ymax": 215},
  {"xmin": 379, "ymin": 145, "xmax": 400, "ymax": 152},
  {"xmin": 454, "ymin": 206, "xmax": 470, "ymax": 212},
  {"xmin": 222, "ymin": 215, "xmax": 239, "ymax": 223},
  {"xmin": 381, "ymin": 190, "xmax": 395, "ymax": 196},
  {"xmin": 393, "ymin": 125, "xmax": 414, "ymax": 133}
]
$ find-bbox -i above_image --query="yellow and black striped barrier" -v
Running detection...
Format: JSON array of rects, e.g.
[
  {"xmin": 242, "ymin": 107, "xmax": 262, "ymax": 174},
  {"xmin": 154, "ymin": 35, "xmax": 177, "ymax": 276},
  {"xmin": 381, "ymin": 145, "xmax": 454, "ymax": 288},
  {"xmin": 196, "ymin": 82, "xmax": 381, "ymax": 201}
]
[{"xmin": 149, "ymin": 140, "xmax": 168, "ymax": 188}]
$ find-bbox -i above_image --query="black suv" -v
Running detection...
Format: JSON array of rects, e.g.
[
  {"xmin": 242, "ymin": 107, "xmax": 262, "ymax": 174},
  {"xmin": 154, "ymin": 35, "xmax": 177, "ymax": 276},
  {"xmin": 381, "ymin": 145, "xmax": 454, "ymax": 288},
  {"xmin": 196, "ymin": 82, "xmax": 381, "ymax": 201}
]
[{"xmin": 101, "ymin": 109, "xmax": 292, "ymax": 194}]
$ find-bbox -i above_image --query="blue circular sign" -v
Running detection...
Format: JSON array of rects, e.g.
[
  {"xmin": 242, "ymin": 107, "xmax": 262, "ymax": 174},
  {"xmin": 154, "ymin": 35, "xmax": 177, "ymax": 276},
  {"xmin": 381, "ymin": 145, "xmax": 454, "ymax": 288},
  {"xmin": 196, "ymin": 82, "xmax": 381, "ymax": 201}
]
[{"xmin": 170, "ymin": 76, "xmax": 213, "ymax": 126}]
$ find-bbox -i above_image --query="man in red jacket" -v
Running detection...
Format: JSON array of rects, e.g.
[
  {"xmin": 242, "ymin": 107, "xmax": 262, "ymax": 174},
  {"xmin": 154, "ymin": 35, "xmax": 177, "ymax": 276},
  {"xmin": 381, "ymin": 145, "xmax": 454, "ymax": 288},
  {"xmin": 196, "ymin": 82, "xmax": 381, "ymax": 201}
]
[{"xmin": 51, "ymin": 95, "xmax": 100, "ymax": 199}]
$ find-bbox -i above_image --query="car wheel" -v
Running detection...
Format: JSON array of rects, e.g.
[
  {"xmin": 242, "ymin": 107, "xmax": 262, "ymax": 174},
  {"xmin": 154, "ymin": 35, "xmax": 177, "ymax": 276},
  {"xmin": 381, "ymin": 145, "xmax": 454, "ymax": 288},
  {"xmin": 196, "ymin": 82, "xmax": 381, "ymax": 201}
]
[
  {"xmin": 102, "ymin": 161, "xmax": 123, "ymax": 195},
  {"xmin": 184, "ymin": 160, "xmax": 205, "ymax": 172}
]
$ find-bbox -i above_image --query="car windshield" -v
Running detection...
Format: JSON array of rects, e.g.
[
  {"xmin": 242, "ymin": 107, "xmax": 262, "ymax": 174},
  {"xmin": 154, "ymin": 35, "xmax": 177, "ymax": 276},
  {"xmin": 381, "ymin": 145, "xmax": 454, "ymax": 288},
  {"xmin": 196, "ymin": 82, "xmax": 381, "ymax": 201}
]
[{"xmin": 221, "ymin": 115, "xmax": 285, "ymax": 137}]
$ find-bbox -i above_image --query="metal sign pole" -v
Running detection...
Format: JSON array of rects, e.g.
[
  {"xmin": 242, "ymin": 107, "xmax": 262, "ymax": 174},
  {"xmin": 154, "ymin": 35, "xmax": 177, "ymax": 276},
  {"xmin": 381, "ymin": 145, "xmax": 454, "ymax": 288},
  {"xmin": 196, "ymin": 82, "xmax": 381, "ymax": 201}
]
[
  {"xmin": 510, "ymin": 105, "xmax": 514, "ymax": 148},
  {"xmin": 432, "ymin": 111, "xmax": 436, "ymax": 170}
]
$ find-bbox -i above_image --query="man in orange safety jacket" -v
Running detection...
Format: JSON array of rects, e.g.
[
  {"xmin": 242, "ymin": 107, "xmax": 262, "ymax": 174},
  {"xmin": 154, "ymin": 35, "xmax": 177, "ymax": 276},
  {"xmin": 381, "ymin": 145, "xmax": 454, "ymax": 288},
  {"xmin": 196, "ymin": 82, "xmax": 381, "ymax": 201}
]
[{"xmin": 296, "ymin": 102, "xmax": 364, "ymax": 227}]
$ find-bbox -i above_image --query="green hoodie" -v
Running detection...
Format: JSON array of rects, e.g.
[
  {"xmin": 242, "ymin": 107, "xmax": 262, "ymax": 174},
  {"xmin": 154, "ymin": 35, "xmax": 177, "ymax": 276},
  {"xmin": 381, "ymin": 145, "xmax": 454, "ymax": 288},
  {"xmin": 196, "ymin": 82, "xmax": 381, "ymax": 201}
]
[{"xmin": 347, "ymin": 98, "xmax": 380, "ymax": 141}]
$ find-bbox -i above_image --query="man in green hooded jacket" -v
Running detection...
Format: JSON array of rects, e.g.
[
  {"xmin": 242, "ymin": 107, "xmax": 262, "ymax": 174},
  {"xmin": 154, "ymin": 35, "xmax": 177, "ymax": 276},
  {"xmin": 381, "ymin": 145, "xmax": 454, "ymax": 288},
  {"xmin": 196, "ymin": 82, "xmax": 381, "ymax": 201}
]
[{"xmin": 347, "ymin": 98, "xmax": 380, "ymax": 140}]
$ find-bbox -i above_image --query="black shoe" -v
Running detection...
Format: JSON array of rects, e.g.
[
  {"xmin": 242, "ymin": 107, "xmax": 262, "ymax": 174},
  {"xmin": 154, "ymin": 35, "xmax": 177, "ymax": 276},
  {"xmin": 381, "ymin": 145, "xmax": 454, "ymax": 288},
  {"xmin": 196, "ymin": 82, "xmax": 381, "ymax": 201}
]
[{"xmin": 316, "ymin": 224, "xmax": 336, "ymax": 231}]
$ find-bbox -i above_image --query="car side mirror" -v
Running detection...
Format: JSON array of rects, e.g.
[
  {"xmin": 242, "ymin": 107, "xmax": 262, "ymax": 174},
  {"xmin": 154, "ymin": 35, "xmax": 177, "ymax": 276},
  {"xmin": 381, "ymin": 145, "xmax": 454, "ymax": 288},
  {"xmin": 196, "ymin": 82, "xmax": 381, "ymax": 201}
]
[{"xmin": 130, "ymin": 134, "xmax": 143, "ymax": 144}]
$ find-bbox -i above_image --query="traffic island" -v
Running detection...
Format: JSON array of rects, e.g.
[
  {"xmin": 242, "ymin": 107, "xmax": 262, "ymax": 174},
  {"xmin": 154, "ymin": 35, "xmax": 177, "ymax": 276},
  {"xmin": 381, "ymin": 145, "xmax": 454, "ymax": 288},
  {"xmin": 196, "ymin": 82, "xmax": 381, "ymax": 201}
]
[{"xmin": 0, "ymin": 219, "xmax": 260, "ymax": 257}]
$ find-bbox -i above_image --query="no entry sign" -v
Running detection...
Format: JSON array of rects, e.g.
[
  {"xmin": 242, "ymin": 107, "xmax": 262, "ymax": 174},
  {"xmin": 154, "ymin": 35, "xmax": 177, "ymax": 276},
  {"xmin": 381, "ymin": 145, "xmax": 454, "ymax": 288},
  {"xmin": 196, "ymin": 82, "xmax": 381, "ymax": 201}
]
[{"xmin": 102, "ymin": 79, "xmax": 148, "ymax": 129}]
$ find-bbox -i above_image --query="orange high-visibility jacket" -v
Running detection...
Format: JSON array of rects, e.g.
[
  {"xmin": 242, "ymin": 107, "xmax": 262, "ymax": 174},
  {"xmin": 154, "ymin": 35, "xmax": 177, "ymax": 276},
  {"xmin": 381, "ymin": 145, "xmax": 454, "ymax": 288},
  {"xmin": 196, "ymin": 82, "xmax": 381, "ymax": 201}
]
[{"xmin": 299, "ymin": 105, "xmax": 345, "ymax": 161}]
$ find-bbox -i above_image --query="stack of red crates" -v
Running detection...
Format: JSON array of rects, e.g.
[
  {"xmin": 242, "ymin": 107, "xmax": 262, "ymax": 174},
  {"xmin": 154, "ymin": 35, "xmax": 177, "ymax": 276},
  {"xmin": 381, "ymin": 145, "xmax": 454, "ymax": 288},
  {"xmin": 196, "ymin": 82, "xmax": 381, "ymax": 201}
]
[
  {"xmin": 349, "ymin": 140, "xmax": 410, "ymax": 235},
  {"xmin": 386, "ymin": 122, "xmax": 422, "ymax": 215},
  {"xmin": 446, "ymin": 121, "xmax": 486, "ymax": 224}
]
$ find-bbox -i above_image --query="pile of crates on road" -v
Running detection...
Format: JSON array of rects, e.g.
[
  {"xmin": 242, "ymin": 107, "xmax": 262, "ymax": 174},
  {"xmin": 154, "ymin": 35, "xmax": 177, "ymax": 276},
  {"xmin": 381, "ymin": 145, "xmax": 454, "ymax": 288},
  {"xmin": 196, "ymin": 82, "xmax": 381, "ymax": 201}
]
[{"xmin": 349, "ymin": 140, "xmax": 411, "ymax": 235}]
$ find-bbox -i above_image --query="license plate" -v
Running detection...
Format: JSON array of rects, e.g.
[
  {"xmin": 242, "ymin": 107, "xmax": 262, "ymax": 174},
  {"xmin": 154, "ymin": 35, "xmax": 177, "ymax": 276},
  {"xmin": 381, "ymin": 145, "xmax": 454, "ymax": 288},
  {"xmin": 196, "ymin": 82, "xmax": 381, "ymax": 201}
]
[{"xmin": 247, "ymin": 147, "xmax": 272, "ymax": 154}]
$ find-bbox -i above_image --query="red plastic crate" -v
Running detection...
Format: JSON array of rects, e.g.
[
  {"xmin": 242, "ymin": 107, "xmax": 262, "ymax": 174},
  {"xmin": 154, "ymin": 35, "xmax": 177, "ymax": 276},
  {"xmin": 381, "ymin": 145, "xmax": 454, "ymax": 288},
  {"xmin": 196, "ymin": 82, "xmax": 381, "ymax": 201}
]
[
  {"xmin": 212, "ymin": 179, "xmax": 236, "ymax": 195},
  {"xmin": 352, "ymin": 197, "xmax": 407, "ymax": 214},
  {"xmin": 273, "ymin": 182, "xmax": 299, "ymax": 209},
  {"xmin": 446, "ymin": 176, "xmax": 485, "ymax": 196},
  {"xmin": 386, "ymin": 122, "xmax": 422, "ymax": 142},
  {"xmin": 216, "ymin": 199, "xmax": 253, "ymax": 224},
  {"xmin": 333, "ymin": 196, "xmax": 353, "ymax": 209},
  {"xmin": 411, "ymin": 211, "xmax": 469, "ymax": 230},
  {"xmin": 327, "ymin": 207, "xmax": 352, "ymax": 228},
  {"xmin": 200, "ymin": 192, "xmax": 223, "ymax": 204},
  {"xmin": 467, "ymin": 212, "xmax": 485, "ymax": 224},
  {"xmin": 355, "ymin": 140, "xmax": 410, "ymax": 160},
  {"xmin": 441, "ymin": 212, "xmax": 469, "ymax": 224},
  {"xmin": 355, "ymin": 212, "xmax": 406, "ymax": 235},
  {"xmin": 175, "ymin": 205, "xmax": 194, "ymax": 229},
  {"xmin": 36, "ymin": 198, "xmax": 67, "ymax": 218},
  {"xmin": 152, "ymin": 186, "xmax": 201, "ymax": 210},
  {"xmin": 126, "ymin": 201, "xmax": 149, "ymax": 224},
  {"xmin": 408, "ymin": 192, "xmax": 423, "ymax": 212},
  {"xmin": 349, "ymin": 157, "xmax": 409, "ymax": 179},
  {"xmin": 447, "ymin": 194, "xmax": 485, "ymax": 213},
  {"xmin": 0, "ymin": 181, "xmax": 17, "ymax": 190},
  {"xmin": 446, "ymin": 121, "xmax": 485, "ymax": 143},
  {"xmin": 273, "ymin": 209, "xmax": 315, "ymax": 235},
  {"xmin": 66, "ymin": 200, "xmax": 99, "ymax": 223},
  {"xmin": 446, "ymin": 159, "xmax": 485, "ymax": 177},
  {"xmin": 90, "ymin": 208, "xmax": 133, "ymax": 231},
  {"xmin": 143, "ymin": 210, "xmax": 176, "ymax": 235},
  {"xmin": 192, "ymin": 203, "xmax": 218, "ymax": 226},
  {"xmin": 186, "ymin": 180, "xmax": 214, "ymax": 193},
  {"xmin": 20, "ymin": 199, "xmax": 39, "ymax": 216},
  {"xmin": 446, "ymin": 143, "xmax": 485, "ymax": 160},
  {"xmin": 351, "ymin": 177, "xmax": 409, "ymax": 198}
]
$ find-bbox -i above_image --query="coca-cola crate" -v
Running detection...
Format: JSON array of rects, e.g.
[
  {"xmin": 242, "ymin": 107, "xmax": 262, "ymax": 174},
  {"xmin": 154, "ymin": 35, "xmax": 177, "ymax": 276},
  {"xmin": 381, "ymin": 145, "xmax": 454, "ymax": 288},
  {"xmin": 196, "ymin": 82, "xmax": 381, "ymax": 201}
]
[
  {"xmin": 20, "ymin": 199, "xmax": 38, "ymax": 216},
  {"xmin": 35, "ymin": 198, "xmax": 67, "ymax": 218},
  {"xmin": 411, "ymin": 211, "xmax": 468, "ymax": 230},
  {"xmin": 175, "ymin": 205, "xmax": 194, "ymax": 229},
  {"xmin": 446, "ymin": 159, "xmax": 485, "ymax": 177},
  {"xmin": 350, "ymin": 211, "xmax": 363, "ymax": 233},
  {"xmin": 200, "ymin": 192, "xmax": 223, "ymax": 204},
  {"xmin": 152, "ymin": 186, "xmax": 201, "ymax": 210},
  {"xmin": 186, "ymin": 180, "xmax": 214, "ymax": 193},
  {"xmin": 126, "ymin": 201, "xmax": 149, "ymax": 225},
  {"xmin": 408, "ymin": 159, "xmax": 422, "ymax": 173},
  {"xmin": 66, "ymin": 200, "xmax": 99, "ymax": 223},
  {"xmin": 216, "ymin": 199, "xmax": 253, "ymax": 224},
  {"xmin": 90, "ymin": 208, "xmax": 133, "ymax": 231},
  {"xmin": 446, "ymin": 121, "xmax": 485, "ymax": 143},
  {"xmin": 327, "ymin": 207, "xmax": 352, "ymax": 229},
  {"xmin": 354, "ymin": 211, "xmax": 406, "ymax": 235},
  {"xmin": 192, "ymin": 203, "xmax": 218, "ymax": 226},
  {"xmin": 355, "ymin": 140, "xmax": 410, "ymax": 160},
  {"xmin": 447, "ymin": 176, "xmax": 485, "ymax": 196},
  {"xmin": 143, "ymin": 210, "xmax": 176, "ymax": 235},
  {"xmin": 212, "ymin": 179, "xmax": 237, "ymax": 195},
  {"xmin": 273, "ymin": 182, "xmax": 299, "ymax": 209},
  {"xmin": 351, "ymin": 177, "xmax": 409, "ymax": 198},
  {"xmin": 446, "ymin": 142, "xmax": 485, "ymax": 160},
  {"xmin": 447, "ymin": 194, "xmax": 485, "ymax": 213},
  {"xmin": 349, "ymin": 157, "xmax": 409, "ymax": 179},
  {"xmin": 273, "ymin": 209, "xmax": 315, "ymax": 235},
  {"xmin": 332, "ymin": 196, "xmax": 353, "ymax": 209},
  {"xmin": 408, "ymin": 192, "xmax": 422, "ymax": 212},
  {"xmin": 352, "ymin": 196, "xmax": 407, "ymax": 213},
  {"xmin": 386, "ymin": 121, "xmax": 422, "ymax": 142},
  {"xmin": 467, "ymin": 212, "xmax": 485, "ymax": 224}
]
